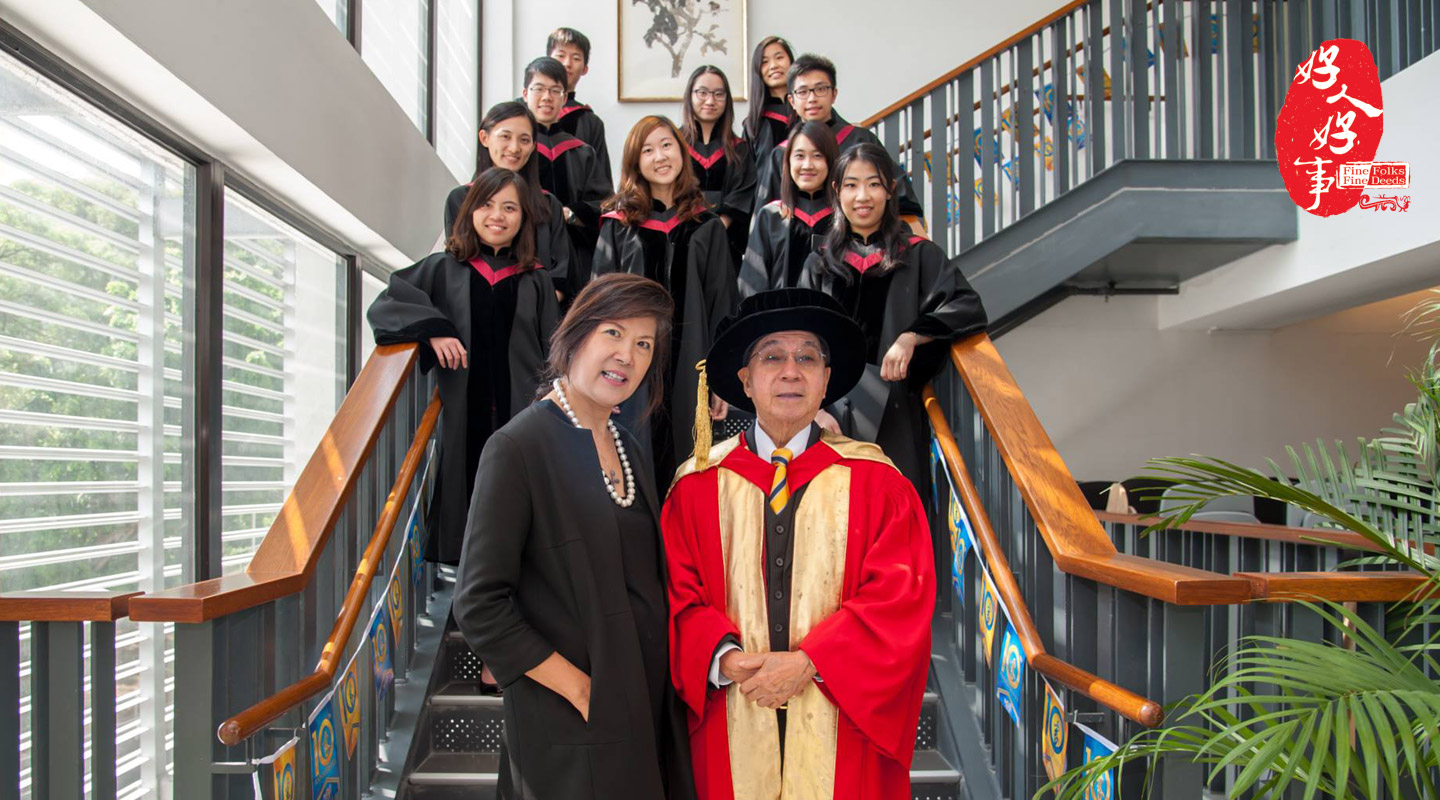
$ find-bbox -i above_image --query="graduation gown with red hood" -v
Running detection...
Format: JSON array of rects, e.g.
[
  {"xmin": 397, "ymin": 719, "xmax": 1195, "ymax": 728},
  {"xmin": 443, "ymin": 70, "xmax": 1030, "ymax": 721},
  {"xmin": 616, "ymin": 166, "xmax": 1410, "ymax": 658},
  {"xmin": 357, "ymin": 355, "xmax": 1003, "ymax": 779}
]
[
  {"xmin": 687, "ymin": 134, "xmax": 757, "ymax": 270},
  {"xmin": 534, "ymin": 122, "xmax": 613, "ymax": 291},
  {"xmin": 736, "ymin": 190, "xmax": 834, "ymax": 299},
  {"xmin": 558, "ymin": 92, "xmax": 613, "ymax": 184},
  {"xmin": 753, "ymin": 113, "xmax": 925, "ymax": 222},
  {"xmin": 444, "ymin": 184, "xmax": 576, "ymax": 290},
  {"xmin": 661, "ymin": 431, "xmax": 936, "ymax": 800}
]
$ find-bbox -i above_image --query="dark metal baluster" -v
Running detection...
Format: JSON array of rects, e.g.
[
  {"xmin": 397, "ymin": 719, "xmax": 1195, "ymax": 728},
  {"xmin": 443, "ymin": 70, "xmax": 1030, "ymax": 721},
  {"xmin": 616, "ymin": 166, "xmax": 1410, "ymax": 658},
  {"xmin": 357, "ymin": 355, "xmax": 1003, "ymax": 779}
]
[
  {"xmin": 91, "ymin": 622, "xmax": 118, "ymax": 800},
  {"xmin": 930, "ymin": 85, "xmax": 950, "ymax": 249},
  {"xmin": 1163, "ymin": 0, "xmax": 1182, "ymax": 158},
  {"xmin": 980, "ymin": 58, "xmax": 998, "ymax": 238},
  {"xmin": 1111, "ymin": 0, "xmax": 1129, "ymax": 160},
  {"xmin": 882, "ymin": 112, "xmax": 900, "ymax": 175},
  {"xmin": 1196, "ymin": 0, "xmax": 1215, "ymax": 158},
  {"xmin": 1018, "ymin": 36, "xmax": 1037, "ymax": 217},
  {"xmin": 956, "ymin": 72, "xmax": 977, "ymax": 253},
  {"xmin": 31, "ymin": 621, "xmax": 84, "ymax": 800},
  {"xmin": 1241, "ymin": 1, "xmax": 1259, "ymax": 159},
  {"xmin": 1086, "ymin": 0, "xmax": 1106, "ymax": 175},
  {"xmin": 0, "ymin": 621, "xmax": 18, "ymax": 800},
  {"xmin": 1053, "ymin": 14, "xmax": 1072, "ymax": 196},
  {"xmin": 1129, "ymin": 0, "xmax": 1150, "ymax": 158}
]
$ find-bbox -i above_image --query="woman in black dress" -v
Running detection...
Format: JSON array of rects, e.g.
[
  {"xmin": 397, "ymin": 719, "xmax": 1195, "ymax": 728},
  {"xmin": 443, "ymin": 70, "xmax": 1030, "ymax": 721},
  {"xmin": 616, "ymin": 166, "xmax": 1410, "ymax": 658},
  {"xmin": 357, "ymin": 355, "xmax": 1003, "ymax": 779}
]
[
  {"xmin": 453, "ymin": 274, "xmax": 694, "ymax": 800},
  {"xmin": 799, "ymin": 143, "xmax": 988, "ymax": 503},
  {"xmin": 443, "ymin": 101, "xmax": 575, "ymax": 300},
  {"xmin": 679, "ymin": 65, "xmax": 755, "ymax": 269},
  {"xmin": 368, "ymin": 168, "xmax": 559, "ymax": 564},
  {"xmin": 737, "ymin": 120, "xmax": 840, "ymax": 298},
  {"xmin": 593, "ymin": 115, "xmax": 735, "ymax": 483}
]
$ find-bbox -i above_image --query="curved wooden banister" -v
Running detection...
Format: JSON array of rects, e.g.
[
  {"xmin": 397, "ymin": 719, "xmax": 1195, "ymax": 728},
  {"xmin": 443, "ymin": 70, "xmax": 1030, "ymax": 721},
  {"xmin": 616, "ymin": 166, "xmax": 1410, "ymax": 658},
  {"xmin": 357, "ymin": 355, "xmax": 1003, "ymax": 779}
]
[
  {"xmin": 925, "ymin": 389, "xmax": 1163, "ymax": 727},
  {"xmin": 949, "ymin": 335, "xmax": 1254, "ymax": 605},
  {"xmin": 0, "ymin": 591, "xmax": 141, "ymax": 622},
  {"xmin": 217, "ymin": 391, "xmax": 441, "ymax": 746},
  {"xmin": 860, "ymin": 0, "xmax": 1092, "ymax": 127},
  {"xmin": 130, "ymin": 343, "xmax": 423, "ymax": 623},
  {"xmin": 1236, "ymin": 571, "xmax": 1436, "ymax": 603}
]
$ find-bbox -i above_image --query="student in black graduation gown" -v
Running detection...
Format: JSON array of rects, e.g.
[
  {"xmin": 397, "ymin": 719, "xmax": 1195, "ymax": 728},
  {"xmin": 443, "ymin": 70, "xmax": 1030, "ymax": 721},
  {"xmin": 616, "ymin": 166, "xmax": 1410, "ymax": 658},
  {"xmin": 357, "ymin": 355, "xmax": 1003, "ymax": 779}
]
[
  {"xmin": 737, "ymin": 120, "xmax": 839, "ymax": 298},
  {"xmin": 443, "ymin": 102, "xmax": 575, "ymax": 300},
  {"xmin": 679, "ymin": 65, "xmax": 755, "ymax": 271},
  {"xmin": 742, "ymin": 36, "xmax": 795, "ymax": 169},
  {"xmin": 546, "ymin": 27, "xmax": 612, "ymax": 184},
  {"xmin": 523, "ymin": 57, "xmax": 612, "ymax": 289},
  {"xmin": 368, "ymin": 168, "xmax": 559, "ymax": 564},
  {"xmin": 593, "ymin": 115, "xmax": 735, "ymax": 483},
  {"xmin": 755, "ymin": 54, "xmax": 928, "ymax": 233},
  {"xmin": 799, "ymin": 143, "xmax": 987, "ymax": 503},
  {"xmin": 453, "ymin": 274, "xmax": 696, "ymax": 800}
]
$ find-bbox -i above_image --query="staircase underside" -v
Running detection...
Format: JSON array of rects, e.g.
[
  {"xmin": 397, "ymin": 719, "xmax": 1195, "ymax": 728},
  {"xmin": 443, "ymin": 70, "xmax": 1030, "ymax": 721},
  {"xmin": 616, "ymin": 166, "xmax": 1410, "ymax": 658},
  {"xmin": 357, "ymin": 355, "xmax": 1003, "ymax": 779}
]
[{"xmin": 960, "ymin": 159, "xmax": 1297, "ymax": 325}]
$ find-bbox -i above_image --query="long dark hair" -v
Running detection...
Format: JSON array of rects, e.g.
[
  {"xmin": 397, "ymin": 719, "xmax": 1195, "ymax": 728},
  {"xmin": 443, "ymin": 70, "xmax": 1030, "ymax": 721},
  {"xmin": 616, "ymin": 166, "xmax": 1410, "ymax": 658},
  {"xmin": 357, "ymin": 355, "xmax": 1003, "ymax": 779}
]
[
  {"xmin": 779, "ymin": 121, "xmax": 839, "ymax": 212},
  {"xmin": 474, "ymin": 101, "xmax": 550, "ymax": 223},
  {"xmin": 447, "ymin": 168, "xmax": 538, "ymax": 267},
  {"xmin": 542, "ymin": 273, "xmax": 675, "ymax": 420},
  {"xmin": 679, "ymin": 65, "xmax": 740, "ymax": 166},
  {"xmin": 744, "ymin": 36, "xmax": 794, "ymax": 141},
  {"xmin": 818, "ymin": 143, "xmax": 911, "ymax": 283},
  {"xmin": 603, "ymin": 116, "xmax": 708, "ymax": 225}
]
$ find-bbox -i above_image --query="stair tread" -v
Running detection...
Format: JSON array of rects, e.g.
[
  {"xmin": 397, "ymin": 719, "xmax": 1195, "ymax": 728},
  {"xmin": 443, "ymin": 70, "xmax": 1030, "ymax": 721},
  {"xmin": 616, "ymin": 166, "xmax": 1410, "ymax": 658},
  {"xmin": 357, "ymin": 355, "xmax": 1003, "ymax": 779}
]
[
  {"xmin": 430, "ymin": 685, "xmax": 504, "ymax": 708},
  {"xmin": 909, "ymin": 749, "xmax": 960, "ymax": 782}
]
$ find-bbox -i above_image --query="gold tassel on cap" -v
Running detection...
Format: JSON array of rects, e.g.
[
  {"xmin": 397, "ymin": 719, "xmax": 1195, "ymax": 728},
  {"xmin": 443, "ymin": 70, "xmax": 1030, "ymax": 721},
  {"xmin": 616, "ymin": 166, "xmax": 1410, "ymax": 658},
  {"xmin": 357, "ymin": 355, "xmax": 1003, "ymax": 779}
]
[{"xmin": 692, "ymin": 359, "xmax": 712, "ymax": 469}]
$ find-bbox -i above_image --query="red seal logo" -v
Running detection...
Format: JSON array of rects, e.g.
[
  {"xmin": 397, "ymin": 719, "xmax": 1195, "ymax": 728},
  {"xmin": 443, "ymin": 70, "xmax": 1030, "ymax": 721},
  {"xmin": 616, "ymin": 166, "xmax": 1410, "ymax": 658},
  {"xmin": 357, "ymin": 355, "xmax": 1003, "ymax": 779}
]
[{"xmin": 1275, "ymin": 39, "xmax": 1385, "ymax": 217}]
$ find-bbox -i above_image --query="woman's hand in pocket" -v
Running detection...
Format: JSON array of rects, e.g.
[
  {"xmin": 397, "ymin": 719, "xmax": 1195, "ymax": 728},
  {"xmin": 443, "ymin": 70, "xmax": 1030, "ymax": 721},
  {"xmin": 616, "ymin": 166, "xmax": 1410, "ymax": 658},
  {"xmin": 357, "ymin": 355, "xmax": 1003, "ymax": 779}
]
[
  {"xmin": 526, "ymin": 652, "xmax": 593, "ymax": 721},
  {"xmin": 567, "ymin": 674, "xmax": 592, "ymax": 721}
]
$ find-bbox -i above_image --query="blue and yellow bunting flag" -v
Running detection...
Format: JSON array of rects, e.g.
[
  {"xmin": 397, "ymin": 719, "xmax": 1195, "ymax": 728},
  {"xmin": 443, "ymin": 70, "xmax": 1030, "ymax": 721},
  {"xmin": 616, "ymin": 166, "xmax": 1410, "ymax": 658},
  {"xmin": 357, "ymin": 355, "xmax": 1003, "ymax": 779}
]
[
  {"xmin": 978, "ymin": 568, "xmax": 1000, "ymax": 667},
  {"xmin": 996, "ymin": 622, "xmax": 1025, "ymax": 726},
  {"xmin": 309, "ymin": 701, "xmax": 341, "ymax": 800},
  {"xmin": 271, "ymin": 736, "xmax": 298, "ymax": 800},
  {"xmin": 1042, "ymin": 682, "xmax": 1068, "ymax": 781},
  {"xmin": 387, "ymin": 574, "xmax": 404, "ymax": 642},
  {"xmin": 338, "ymin": 657, "xmax": 361, "ymax": 759},
  {"xmin": 948, "ymin": 489, "xmax": 972, "ymax": 600},
  {"xmin": 1075, "ymin": 721, "xmax": 1119, "ymax": 800},
  {"xmin": 370, "ymin": 614, "xmax": 394, "ymax": 701},
  {"xmin": 409, "ymin": 512, "xmax": 425, "ymax": 596},
  {"xmin": 929, "ymin": 437, "xmax": 944, "ymax": 514}
]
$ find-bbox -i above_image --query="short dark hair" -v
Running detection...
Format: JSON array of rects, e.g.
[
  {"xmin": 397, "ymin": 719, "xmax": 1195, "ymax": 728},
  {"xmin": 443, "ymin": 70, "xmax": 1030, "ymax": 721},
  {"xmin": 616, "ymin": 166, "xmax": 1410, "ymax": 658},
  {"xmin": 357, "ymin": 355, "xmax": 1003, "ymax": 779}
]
[
  {"xmin": 542, "ymin": 274, "xmax": 675, "ymax": 421},
  {"xmin": 546, "ymin": 27, "xmax": 592, "ymax": 63},
  {"xmin": 523, "ymin": 57, "xmax": 568, "ymax": 90},
  {"xmin": 780, "ymin": 121, "xmax": 840, "ymax": 210},
  {"xmin": 446, "ymin": 168, "xmax": 538, "ymax": 268},
  {"xmin": 786, "ymin": 54, "xmax": 837, "ymax": 94}
]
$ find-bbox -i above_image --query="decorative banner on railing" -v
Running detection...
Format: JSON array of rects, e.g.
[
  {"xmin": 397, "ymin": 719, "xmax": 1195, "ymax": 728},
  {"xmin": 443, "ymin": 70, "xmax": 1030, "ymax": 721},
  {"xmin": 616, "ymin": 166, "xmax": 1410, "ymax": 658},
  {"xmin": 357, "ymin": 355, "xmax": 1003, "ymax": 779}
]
[
  {"xmin": 338, "ymin": 657, "xmax": 361, "ymax": 759},
  {"xmin": 371, "ymin": 613, "xmax": 395, "ymax": 701},
  {"xmin": 265, "ymin": 735, "xmax": 299, "ymax": 800},
  {"xmin": 409, "ymin": 514, "xmax": 425, "ymax": 595},
  {"xmin": 996, "ymin": 621, "xmax": 1025, "ymax": 726},
  {"xmin": 948, "ymin": 490, "xmax": 976, "ymax": 601},
  {"xmin": 1042, "ymin": 681, "xmax": 1068, "ymax": 781},
  {"xmin": 309, "ymin": 699, "xmax": 342, "ymax": 800},
  {"xmin": 978, "ymin": 567, "xmax": 999, "ymax": 667},
  {"xmin": 387, "ymin": 574, "xmax": 404, "ymax": 641},
  {"xmin": 929, "ymin": 438, "xmax": 943, "ymax": 515},
  {"xmin": 1075, "ymin": 721, "xmax": 1119, "ymax": 800}
]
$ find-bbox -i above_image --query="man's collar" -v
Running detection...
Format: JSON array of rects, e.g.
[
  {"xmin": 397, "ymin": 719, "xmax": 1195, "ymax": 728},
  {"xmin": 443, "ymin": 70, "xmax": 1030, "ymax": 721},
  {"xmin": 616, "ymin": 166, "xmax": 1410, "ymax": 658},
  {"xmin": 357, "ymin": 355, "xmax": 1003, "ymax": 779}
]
[{"xmin": 747, "ymin": 422, "xmax": 818, "ymax": 462}]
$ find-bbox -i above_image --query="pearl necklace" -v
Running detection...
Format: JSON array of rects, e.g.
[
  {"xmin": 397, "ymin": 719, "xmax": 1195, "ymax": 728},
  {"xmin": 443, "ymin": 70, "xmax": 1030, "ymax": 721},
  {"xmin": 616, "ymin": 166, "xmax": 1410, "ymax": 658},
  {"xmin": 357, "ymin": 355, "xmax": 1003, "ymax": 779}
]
[{"xmin": 553, "ymin": 379, "xmax": 635, "ymax": 507}]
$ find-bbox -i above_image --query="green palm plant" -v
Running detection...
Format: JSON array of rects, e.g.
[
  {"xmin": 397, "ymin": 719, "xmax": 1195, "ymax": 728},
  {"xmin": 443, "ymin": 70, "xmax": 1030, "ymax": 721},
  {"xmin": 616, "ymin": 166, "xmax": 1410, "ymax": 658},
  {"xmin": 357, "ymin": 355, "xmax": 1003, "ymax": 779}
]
[{"xmin": 1040, "ymin": 293, "xmax": 1440, "ymax": 800}]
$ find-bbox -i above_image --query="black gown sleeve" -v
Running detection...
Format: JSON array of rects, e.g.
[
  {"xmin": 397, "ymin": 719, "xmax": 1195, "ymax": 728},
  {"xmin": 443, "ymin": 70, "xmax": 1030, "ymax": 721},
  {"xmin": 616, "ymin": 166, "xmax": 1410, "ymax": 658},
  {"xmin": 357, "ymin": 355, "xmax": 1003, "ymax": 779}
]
[
  {"xmin": 578, "ymin": 113, "xmax": 613, "ymax": 184},
  {"xmin": 592, "ymin": 217, "xmax": 622, "ymax": 276},
  {"xmin": 542, "ymin": 192, "xmax": 576, "ymax": 288},
  {"xmin": 571, "ymin": 150, "xmax": 613, "ymax": 230},
  {"xmin": 691, "ymin": 218, "xmax": 738, "ymax": 326},
  {"xmin": 903, "ymin": 240, "xmax": 988, "ymax": 388},
  {"xmin": 716, "ymin": 142, "xmax": 757, "ymax": 221},
  {"xmin": 796, "ymin": 250, "xmax": 827, "ymax": 292},
  {"xmin": 738, "ymin": 204, "xmax": 782, "ymax": 299},
  {"xmin": 753, "ymin": 146, "xmax": 785, "ymax": 212},
  {"xmin": 365, "ymin": 254, "xmax": 461, "ymax": 372},
  {"xmin": 453, "ymin": 431, "xmax": 556, "ymax": 686},
  {"xmin": 443, "ymin": 184, "xmax": 469, "ymax": 241}
]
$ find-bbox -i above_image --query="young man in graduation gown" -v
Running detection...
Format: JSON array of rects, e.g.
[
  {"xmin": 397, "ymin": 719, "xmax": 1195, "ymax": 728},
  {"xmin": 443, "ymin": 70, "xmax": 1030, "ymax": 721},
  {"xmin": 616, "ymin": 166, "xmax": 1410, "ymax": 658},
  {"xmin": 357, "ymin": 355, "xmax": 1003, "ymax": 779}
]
[
  {"xmin": 547, "ymin": 27, "xmax": 613, "ymax": 184},
  {"xmin": 662, "ymin": 288, "xmax": 936, "ymax": 800},
  {"xmin": 754, "ymin": 54, "xmax": 926, "ymax": 231},
  {"xmin": 523, "ymin": 56, "xmax": 612, "ymax": 290}
]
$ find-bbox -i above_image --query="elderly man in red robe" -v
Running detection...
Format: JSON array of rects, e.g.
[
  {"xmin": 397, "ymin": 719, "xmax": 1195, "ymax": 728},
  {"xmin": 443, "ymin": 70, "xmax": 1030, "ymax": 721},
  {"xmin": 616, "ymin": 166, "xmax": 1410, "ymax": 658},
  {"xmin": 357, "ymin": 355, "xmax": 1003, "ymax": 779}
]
[{"xmin": 662, "ymin": 288, "xmax": 936, "ymax": 800}]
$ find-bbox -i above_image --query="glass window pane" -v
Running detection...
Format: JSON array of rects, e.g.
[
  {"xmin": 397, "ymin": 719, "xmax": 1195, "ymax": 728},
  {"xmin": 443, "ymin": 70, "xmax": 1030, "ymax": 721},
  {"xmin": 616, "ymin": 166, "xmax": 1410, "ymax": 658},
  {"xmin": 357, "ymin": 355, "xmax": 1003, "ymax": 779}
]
[
  {"xmin": 361, "ymin": 270, "xmax": 386, "ymax": 366},
  {"xmin": 314, "ymin": 0, "xmax": 348, "ymax": 34},
  {"xmin": 436, "ymin": 0, "xmax": 479, "ymax": 181},
  {"xmin": 0, "ymin": 48, "xmax": 195, "ymax": 799},
  {"xmin": 221, "ymin": 193, "xmax": 345, "ymax": 574},
  {"xmin": 362, "ymin": 0, "xmax": 431, "ymax": 134}
]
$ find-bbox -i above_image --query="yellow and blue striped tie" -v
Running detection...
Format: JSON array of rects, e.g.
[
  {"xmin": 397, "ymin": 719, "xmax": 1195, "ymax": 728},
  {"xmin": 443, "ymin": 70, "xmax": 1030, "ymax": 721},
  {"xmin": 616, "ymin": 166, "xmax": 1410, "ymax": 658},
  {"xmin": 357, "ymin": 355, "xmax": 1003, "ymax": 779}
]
[{"xmin": 769, "ymin": 447, "xmax": 793, "ymax": 514}]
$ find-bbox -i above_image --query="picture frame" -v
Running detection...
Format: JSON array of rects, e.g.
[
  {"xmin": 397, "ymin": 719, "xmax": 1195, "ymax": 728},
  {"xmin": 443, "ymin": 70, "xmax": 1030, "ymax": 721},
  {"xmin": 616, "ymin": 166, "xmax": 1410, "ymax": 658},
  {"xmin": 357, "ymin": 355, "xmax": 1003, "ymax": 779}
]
[{"xmin": 618, "ymin": 0, "xmax": 748, "ymax": 102}]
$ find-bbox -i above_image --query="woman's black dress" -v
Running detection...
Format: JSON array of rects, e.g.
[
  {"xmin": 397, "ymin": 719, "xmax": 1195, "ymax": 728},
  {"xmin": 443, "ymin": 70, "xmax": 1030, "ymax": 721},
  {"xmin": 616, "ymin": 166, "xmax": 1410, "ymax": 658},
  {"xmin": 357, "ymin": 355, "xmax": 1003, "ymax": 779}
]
[{"xmin": 453, "ymin": 400, "xmax": 694, "ymax": 800}]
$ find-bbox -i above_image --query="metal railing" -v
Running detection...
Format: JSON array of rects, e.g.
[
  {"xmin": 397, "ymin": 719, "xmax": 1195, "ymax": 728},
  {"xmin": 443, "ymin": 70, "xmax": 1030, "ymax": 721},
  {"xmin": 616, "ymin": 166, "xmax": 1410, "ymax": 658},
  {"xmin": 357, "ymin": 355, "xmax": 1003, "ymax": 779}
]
[{"xmin": 865, "ymin": 0, "xmax": 1440, "ymax": 258}]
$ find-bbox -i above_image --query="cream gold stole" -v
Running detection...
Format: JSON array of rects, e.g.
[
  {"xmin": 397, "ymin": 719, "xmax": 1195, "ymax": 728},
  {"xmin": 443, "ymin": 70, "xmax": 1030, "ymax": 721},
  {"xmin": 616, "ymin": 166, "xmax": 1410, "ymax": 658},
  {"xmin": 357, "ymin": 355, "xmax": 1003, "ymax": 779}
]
[{"xmin": 717, "ymin": 464, "xmax": 850, "ymax": 800}]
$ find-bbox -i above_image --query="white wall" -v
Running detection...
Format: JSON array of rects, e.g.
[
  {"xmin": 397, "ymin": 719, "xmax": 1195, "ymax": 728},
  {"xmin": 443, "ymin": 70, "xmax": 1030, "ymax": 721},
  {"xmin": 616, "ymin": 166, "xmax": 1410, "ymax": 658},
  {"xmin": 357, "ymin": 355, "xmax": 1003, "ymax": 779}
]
[
  {"xmin": 486, "ymin": 0, "xmax": 1064, "ymax": 177},
  {"xmin": 1159, "ymin": 50, "xmax": 1440, "ymax": 332},
  {"xmin": 4, "ymin": 0, "xmax": 458, "ymax": 269},
  {"xmin": 994, "ymin": 290, "xmax": 1436, "ymax": 482}
]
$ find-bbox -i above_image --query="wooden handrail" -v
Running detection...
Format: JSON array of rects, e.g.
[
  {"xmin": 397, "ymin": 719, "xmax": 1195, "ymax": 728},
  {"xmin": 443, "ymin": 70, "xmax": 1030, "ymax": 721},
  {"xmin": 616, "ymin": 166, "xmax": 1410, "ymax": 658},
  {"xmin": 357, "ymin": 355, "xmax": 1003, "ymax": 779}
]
[
  {"xmin": 926, "ymin": 389, "xmax": 1163, "ymax": 727},
  {"xmin": 1237, "ymin": 571, "xmax": 1437, "ymax": 603},
  {"xmin": 1095, "ymin": 511, "xmax": 1385, "ymax": 553},
  {"xmin": 0, "ymin": 591, "xmax": 142, "ymax": 622},
  {"xmin": 217, "ymin": 391, "xmax": 441, "ymax": 746},
  {"xmin": 130, "ymin": 344, "xmax": 422, "ymax": 623},
  {"xmin": 949, "ymin": 335, "xmax": 1254, "ymax": 605},
  {"xmin": 860, "ymin": 0, "xmax": 1092, "ymax": 126}
]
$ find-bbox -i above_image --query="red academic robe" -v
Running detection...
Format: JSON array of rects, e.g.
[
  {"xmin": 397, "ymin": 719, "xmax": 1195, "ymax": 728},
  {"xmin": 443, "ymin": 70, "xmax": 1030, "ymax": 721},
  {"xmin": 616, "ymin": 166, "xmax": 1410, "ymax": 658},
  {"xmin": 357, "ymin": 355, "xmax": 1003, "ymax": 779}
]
[{"xmin": 662, "ymin": 432, "xmax": 935, "ymax": 800}]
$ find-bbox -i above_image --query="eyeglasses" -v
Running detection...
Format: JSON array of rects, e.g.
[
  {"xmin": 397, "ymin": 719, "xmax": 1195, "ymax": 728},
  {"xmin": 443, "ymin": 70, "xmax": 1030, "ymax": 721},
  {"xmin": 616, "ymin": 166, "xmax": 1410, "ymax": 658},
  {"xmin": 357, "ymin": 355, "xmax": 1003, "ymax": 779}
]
[
  {"xmin": 526, "ymin": 85, "xmax": 566, "ymax": 99},
  {"xmin": 691, "ymin": 88, "xmax": 728, "ymax": 102},
  {"xmin": 749, "ymin": 347, "xmax": 827, "ymax": 370},
  {"xmin": 790, "ymin": 85, "xmax": 834, "ymax": 101}
]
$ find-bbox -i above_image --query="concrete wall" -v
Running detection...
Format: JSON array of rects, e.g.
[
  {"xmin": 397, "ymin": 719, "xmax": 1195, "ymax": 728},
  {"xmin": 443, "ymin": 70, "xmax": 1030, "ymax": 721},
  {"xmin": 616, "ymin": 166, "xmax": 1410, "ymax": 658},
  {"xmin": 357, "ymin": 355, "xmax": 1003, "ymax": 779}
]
[
  {"xmin": 485, "ymin": 0, "xmax": 1063, "ymax": 176},
  {"xmin": 995, "ymin": 290, "xmax": 1436, "ymax": 482},
  {"xmin": 4, "ymin": 0, "xmax": 458, "ymax": 269}
]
